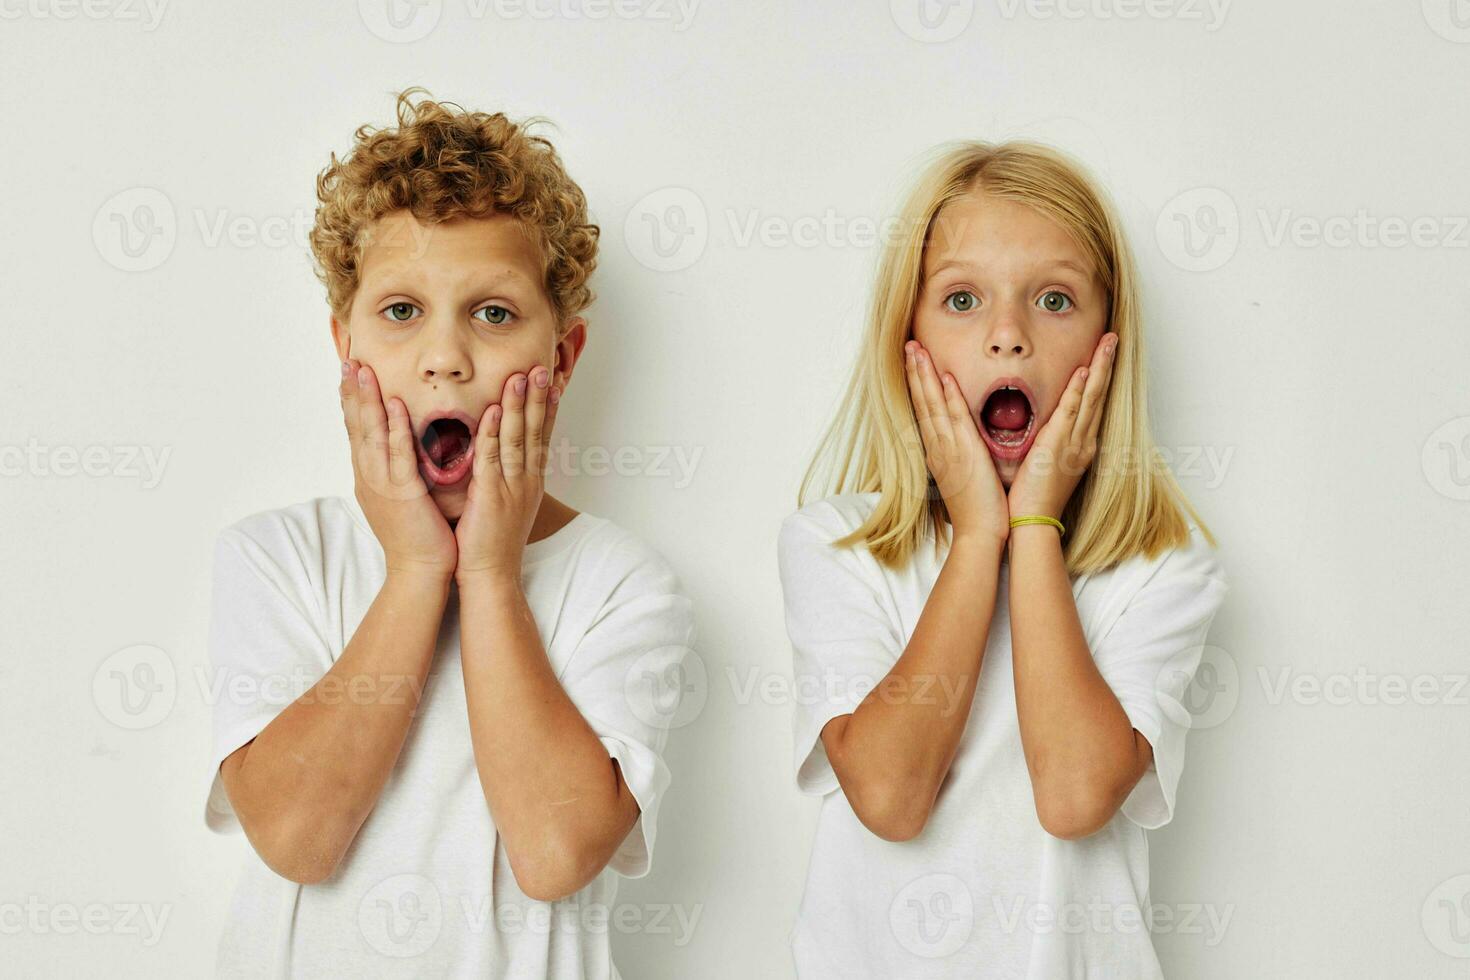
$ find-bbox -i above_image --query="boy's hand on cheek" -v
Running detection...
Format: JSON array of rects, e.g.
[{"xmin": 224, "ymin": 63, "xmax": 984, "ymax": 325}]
[
  {"xmin": 341, "ymin": 359, "xmax": 459, "ymax": 579},
  {"xmin": 454, "ymin": 365, "xmax": 559, "ymax": 583}
]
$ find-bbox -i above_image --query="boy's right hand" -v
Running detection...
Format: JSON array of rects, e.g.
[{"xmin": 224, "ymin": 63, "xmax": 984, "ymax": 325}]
[{"xmin": 341, "ymin": 359, "xmax": 458, "ymax": 579}]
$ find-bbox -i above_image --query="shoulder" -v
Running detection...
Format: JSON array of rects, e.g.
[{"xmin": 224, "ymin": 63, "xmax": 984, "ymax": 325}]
[
  {"xmin": 562, "ymin": 512, "xmax": 687, "ymax": 600},
  {"xmin": 215, "ymin": 496, "xmax": 356, "ymax": 564},
  {"xmin": 1090, "ymin": 522, "xmax": 1228, "ymax": 609},
  {"xmin": 1148, "ymin": 523, "xmax": 1227, "ymax": 591},
  {"xmin": 778, "ymin": 492, "xmax": 881, "ymax": 548}
]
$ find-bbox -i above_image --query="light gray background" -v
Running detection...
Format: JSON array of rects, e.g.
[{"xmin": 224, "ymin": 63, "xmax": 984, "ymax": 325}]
[{"xmin": 3, "ymin": 1, "xmax": 1468, "ymax": 977}]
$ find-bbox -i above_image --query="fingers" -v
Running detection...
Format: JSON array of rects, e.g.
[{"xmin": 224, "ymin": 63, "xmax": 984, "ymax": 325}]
[
  {"xmin": 914, "ymin": 344, "xmax": 955, "ymax": 446},
  {"xmin": 1055, "ymin": 364, "xmax": 1089, "ymax": 434},
  {"xmin": 499, "ymin": 371, "xmax": 528, "ymax": 478},
  {"xmin": 340, "ymin": 359, "xmax": 361, "ymax": 448},
  {"xmin": 385, "ymin": 396, "xmax": 418, "ymax": 485},
  {"xmin": 905, "ymin": 341, "xmax": 950, "ymax": 456},
  {"xmin": 1081, "ymin": 332, "xmax": 1118, "ymax": 446},
  {"xmin": 524, "ymin": 366, "xmax": 552, "ymax": 479},
  {"xmin": 355, "ymin": 363, "xmax": 390, "ymax": 487},
  {"xmin": 472, "ymin": 402, "xmax": 503, "ymax": 483}
]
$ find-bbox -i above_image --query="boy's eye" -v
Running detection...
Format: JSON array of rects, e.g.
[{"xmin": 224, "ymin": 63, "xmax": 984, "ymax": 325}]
[
  {"xmin": 473, "ymin": 305, "xmax": 513, "ymax": 326},
  {"xmin": 383, "ymin": 302, "xmax": 419, "ymax": 323},
  {"xmin": 1039, "ymin": 291, "xmax": 1073, "ymax": 313},
  {"xmin": 944, "ymin": 290, "xmax": 977, "ymax": 313}
]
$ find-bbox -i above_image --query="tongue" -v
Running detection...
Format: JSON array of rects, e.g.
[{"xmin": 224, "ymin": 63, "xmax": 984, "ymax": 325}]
[
  {"xmin": 985, "ymin": 390, "xmax": 1030, "ymax": 431},
  {"xmin": 425, "ymin": 424, "xmax": 470, "ymax": 468}
]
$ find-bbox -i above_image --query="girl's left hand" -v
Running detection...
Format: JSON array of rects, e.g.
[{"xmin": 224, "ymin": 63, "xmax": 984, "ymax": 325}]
[
  {"xmin": 455, "ymin": 365, "xmax": 560, "ymax": 581},
  {"xmin": 1006, "ymin": 331, "xmax": 1118, "ymax": 521}
]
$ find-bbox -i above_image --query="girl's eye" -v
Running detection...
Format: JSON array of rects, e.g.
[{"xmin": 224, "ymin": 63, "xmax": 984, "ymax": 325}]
[
  {"xmin": 1039, "ymin": 291, "xmax": 1073, "ymax": 313},
  {"xmin": 944, "ymin": 290, "xmax": 977, "ymax": 313},
  {"xmin": 383, "ymin": 302, "xmax": 420, "ymax": 323},
  {"xmin": 473, "ymin": 305, "xmax": 513, "ymax": 326}
]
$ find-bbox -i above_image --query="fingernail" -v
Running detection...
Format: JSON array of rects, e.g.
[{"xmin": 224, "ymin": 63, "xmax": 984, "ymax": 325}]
[
  {"xmin": 357, "ymin": 366, "xmax": 369, "ymax": 384},
  {"xmin": 515, "ymin": 376, "xmax": 527, "ymax": 396},
  {"xmin": 341, "ymin": 361, "xmax": 350, "ymax": 377},
  {"xmin": 549, "ymin": 386, "xmax": 561, "ymax": 404},
  {"xmin": 534, "ymin": 368, "xmax": 548, "ymax": 388}
]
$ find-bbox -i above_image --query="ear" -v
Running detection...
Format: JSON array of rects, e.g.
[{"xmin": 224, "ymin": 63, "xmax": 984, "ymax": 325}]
[
  {"xmin": 330, "ymin": 313, "xmax": 352, "ymax": 362},
  {"xmin": 551, "ymin": 317, "xmax": 587, "ymax": 391}
]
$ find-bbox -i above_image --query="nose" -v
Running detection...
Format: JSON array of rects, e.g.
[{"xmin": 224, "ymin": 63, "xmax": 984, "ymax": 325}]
[
  {"xmin": 416, "ymin": 315, "xmax": 473, "ymax": 383},
  {"xmin": 985, "ymin": 301, "xmax": 1030, "ymax": 357}
]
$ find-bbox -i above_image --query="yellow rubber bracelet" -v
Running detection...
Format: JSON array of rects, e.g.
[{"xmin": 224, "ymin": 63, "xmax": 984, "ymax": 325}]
[{"xmin": 1009, "ymin": 515, "xmax": 1065, "ymax": 535}]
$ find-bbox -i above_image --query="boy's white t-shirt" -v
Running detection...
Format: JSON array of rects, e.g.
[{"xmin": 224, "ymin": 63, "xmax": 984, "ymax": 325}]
[
  {"xmin": 203, "ymin": 495, "xmax": 695, "ymax": 980},
  {"xmin": 778, "ymin": 493, "xmax": 1229, "ymax": 980}
]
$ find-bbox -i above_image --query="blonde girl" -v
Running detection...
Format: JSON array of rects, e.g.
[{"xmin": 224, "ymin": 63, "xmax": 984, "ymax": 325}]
[{"xmin": 777, "ymin": 141, "xmax": 1229, "ymax": 978}]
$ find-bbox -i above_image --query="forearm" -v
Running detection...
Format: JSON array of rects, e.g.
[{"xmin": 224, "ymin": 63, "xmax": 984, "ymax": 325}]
[
  {"xmin": 826, "ymin": 532, "xmax": 1004, "ymax": 840},
  {"xmin": 457, "ymin": 571, "xmax": 636, "ymax": 901},
  {"xmin": 1008, "ymin": 525, "xmax": 1143, "ymax": 837},
  {"xmin": 221, "ymin": 568, "xmax": 449, "ymax": 881}
]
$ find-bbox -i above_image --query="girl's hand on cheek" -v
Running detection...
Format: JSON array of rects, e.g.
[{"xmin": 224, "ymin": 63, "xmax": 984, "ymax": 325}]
[
  {"xmin": 1006, "ymin": 331, "xmax": 1118, "ymax": 522},
  {"xmin": 340, "ymin": 359, "xmax": 458, "ymax": 579},
  {"xmin": 905, "ymin": 340, "xmax": 1010, "ymax": 549},
  {"xmin": 454, "ymin": 366, "xmax": 559, "ymax": 582}
]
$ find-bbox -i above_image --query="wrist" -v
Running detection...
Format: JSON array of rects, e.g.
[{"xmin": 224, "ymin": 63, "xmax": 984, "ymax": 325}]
[
  {"xmin": 949, "ymin": 528, "xmax": 1009, "ymax": 560},
  {"xmin": 454, "ymin": 564, "xmax": 523, "ymax": 592},
  {"xmin": 385, "ymin": 563, "xmax": 455, "ymax": 593}
]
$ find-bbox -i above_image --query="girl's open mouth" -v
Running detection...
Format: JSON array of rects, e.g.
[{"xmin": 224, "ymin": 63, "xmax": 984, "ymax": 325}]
[
  {"xmin": 979, "ymin": 385, "xmax": 1037, "ymax": 462},
  {"xmin": 417, "ymin": 415, "xmax": 475, "ymax": 487}
]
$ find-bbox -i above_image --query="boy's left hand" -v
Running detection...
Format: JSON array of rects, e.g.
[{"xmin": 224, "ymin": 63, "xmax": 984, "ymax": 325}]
[
  {"xmin": 455, "ymin": 365, "xmax": 560, "ymax": 581},
  {"xmin": 1006, "ymin": 331, "xmax": 1118, "ymax": 522}
]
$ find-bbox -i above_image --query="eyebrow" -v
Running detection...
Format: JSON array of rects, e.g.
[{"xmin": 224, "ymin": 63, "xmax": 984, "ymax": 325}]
[
  {"xmin": 365, "ymin": 267, "xmax": 537, "ymax": 295},
  {"xmin": 925, "ymin": 258, "xmax": 1092, "ymax": 282}
]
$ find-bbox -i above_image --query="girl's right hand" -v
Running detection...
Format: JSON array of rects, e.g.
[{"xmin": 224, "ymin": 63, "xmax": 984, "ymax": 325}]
[
  {"xmin": 904, "ymin": 340, "xmax": 1010, "ymax": 549},
  {"xmin": 341, "ymin": 359, "xmax": 458, "ymax": 579}
]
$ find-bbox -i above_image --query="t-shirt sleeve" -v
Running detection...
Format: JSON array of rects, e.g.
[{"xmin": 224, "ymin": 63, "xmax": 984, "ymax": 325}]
[
  {"xmin": 777, "ymin": 508, "xmax": 905, "ymax": 796},
  {"xmin": 203, "ymin": 526, "xmax": 336, "ymax": 833},
  {"xmin": 557, "ymin": 535, "xmax": 696, "ymax": 879},
  {"xmin": 1090, "ymin": 529, "xmax": 1229, "ymax": 830}
]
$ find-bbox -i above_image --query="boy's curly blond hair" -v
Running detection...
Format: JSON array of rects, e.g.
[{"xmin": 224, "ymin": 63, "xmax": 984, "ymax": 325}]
[{"xmin": 309, "ymin": 87, "xmax": 599, "ymax": 329}]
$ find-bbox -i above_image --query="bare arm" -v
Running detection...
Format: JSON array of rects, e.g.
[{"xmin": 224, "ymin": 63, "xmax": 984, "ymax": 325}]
[
  {"xmin": 218, "ymin": 357, "xmax": 461, "ymax": 884},
  {"xmin": 821, "ymin": 532, "xmax": 1006, "ymax": 841},
  {"xmin": 817, "ymin": 342, "xmax": 1013, "ymax": 842},
  {"xmin": 219, "ymin": 567, "xmax": 450, "ymax": 883},
  {"xmin": 1007, "ymin": 524, "xmax": 1151, "ymax": 840},
  {"xmin": 457, "ymin": 571, "xmax": 640, "ymax": 902}
]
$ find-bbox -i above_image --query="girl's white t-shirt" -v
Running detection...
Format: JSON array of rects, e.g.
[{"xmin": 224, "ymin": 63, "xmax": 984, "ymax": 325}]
[
  {"xmin": 778, "ymin": 493, "xmax": 1229, "ymax": 979},
  {"xmin": 203, "ymin": 495, "xmax": 695, "ymax": 979}
]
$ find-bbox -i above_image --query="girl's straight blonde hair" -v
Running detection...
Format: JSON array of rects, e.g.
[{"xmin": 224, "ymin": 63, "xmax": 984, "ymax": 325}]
[{"xmin": 798, "ymin": 140, "xmax": 1216, "ymax": 576}]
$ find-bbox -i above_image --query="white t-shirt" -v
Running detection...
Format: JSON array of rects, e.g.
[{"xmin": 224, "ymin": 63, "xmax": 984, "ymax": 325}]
[
  {"xmin": 778, "ymin": 492, "xmax": 1228, "ymax": 979},
  {"xmin": 203, "ymin": 495, "xmax": 695, "ymax": 979}
]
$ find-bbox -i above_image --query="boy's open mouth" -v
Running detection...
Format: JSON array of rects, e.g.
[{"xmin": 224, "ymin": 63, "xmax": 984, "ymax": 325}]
[
  {"xmin": 417, "ymin": 415, "xmax": 475, "ymax": 486},
  {"xmin": 979, "ymin": 383, "xmax": 1038, "ymax": 462}
]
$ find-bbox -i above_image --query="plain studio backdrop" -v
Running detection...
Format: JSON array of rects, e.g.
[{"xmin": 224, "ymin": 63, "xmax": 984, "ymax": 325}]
[{"xmin": 3, "ymin": 2, "xmax": 1468, "ymax": 977}]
